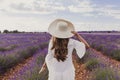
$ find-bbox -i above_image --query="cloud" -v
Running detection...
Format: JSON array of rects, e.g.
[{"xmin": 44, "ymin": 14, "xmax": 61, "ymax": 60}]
[
  {"xmin": 97, "ymin": 6, "xmax": 120, "ymax": 19},
  {"xmin": 0, "ymin": 13, "xmax": 51, "ymax": 32},
  {"xmin": 0, "ymin": 0, "xmax": 66, "ymax": 14},
  {"xmin": 0, "ymin": 0, "xmax": 120, "ymax": 19},
  {"xmin": 67, "ymin": 0, "xmax": 120, "ymax": 19},
  {"xmin": 68, "ymin": 0, "xmax": 94, "ymax": 13},
  {"xmin": 68, "ymin": 5, "xmax": 94, "ymax": 13}
]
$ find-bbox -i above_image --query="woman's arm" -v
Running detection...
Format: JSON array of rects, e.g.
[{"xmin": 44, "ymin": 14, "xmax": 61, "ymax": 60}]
[
  {"xmin": 71, "ymin": 31, "xmax": 90, "ymax": 49},
  {"xmin": 39, "ymin": 62, "xmax": 47, "ymax": 74}
]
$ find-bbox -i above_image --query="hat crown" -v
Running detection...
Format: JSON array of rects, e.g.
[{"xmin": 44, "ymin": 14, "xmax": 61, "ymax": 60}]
[
  {"xmin": 48, "ymin": 19, "xmax": 75, "ymax": 38},
  {"xmin": 56, "ymin": 21, "xmax": 68, "ymax": 31}
]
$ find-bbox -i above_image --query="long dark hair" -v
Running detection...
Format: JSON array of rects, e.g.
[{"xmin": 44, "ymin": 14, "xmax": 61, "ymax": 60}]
[{"xmin": 51, "ymin": 37, "xmax": 69, "ymax": 62}]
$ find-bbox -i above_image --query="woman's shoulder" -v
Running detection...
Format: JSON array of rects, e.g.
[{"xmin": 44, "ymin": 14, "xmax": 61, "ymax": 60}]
[
  {"xmin": 69, "ymin": 38, "xmax": 77, "ymax": 45},
  {"xmin": 69, "ymin": 38, "xmax": 79, "ymax": 43},
  {"xmin": 69, "ymin": 38, "xmax": 84, "ymax": 45},
  {"xmin": 69, "ymin": 38, "xmax": 75, "ymax": 41}
]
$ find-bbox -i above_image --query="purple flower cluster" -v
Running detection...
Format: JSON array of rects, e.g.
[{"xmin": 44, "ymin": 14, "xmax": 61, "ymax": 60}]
[
  {"xmin": 80, "ymin": 33, "xmax": 120, "ymax": 61},
  {"xmin": 8, "ymin": 47, "xmax": 48, "ymax": 80},
  {"xmin": 0, "ymin": 32, "xmax": 51, "ymax": 74},
  {"xmin": 0, "ymin": 32, "xmax": 120, "ymax": 80}
]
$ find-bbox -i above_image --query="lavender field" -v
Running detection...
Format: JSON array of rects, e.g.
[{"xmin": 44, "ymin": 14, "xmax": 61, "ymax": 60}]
[
  {"xmin": 0, "ymin": 32, "xmax": 120, "ymax": 80},
  {"xmin": 0, "ymin": 33, "xmax": 50, "ymax": 74},
  {"xmin": 80, "ymin": 33, "xmax": 120, "ymax": 61}
]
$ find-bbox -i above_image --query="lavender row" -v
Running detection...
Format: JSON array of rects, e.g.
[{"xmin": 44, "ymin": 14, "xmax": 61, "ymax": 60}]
[
  {"xmin": 0, "ymin": 32, "xmax": 51, "ymax": 74},
  {"xmin": 79, "ymin": 48, "xmax": 120, "ymax": 80},
  {"xmin": 7, "ymin": 47, "xmax": 48, "ymax": 80},
  {"xmin": 8, "ymin": 48, "xmax": 120, "ymax": 80},
  {"xmin": 0, "ymin": 33, "xmax": 50, "ymax": 54},
  {"xmin": 0, "ymin": 32, "xmax": 120, "ymax": 80},
  {"xmin": 80, "ymin": 33, "xmax": 120, "ymax": 61}
]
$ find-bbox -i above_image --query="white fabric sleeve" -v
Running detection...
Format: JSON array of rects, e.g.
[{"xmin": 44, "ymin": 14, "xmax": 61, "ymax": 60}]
[
  {"xmin": 48, "ymin": 39, "xmax": 52, "ymax": 54},
  {"xmin": 45, "ymin": 39, "xmax": 54, "ymax": 62},
  {"xmin": 73, "ymin": 39, "xmax": 86, "ymax": 59}
]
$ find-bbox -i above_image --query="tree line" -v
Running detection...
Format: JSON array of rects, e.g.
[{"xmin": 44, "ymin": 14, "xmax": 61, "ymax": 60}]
[
  {"xmin": 0, "ymin": 30, "xmax": 25, "ymax": 33},
  {"xmin": 0, "ymin": 30, "xmax": 119, "ymax": 33}
]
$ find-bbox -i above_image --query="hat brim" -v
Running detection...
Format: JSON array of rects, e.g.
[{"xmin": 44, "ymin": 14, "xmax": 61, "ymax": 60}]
[{"xmin": 48, "ymin": 19, "xmax": 75, "ymax": 38}]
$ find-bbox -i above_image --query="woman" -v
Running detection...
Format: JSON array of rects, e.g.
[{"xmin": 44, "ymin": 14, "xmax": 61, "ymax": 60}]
[{"xmin": 39, "ymin": 19, "xmax": 90, "ymax": 80}]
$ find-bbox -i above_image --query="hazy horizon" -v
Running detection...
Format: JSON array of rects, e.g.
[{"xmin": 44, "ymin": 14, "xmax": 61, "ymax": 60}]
[{"xmin": 0, "ymin": 29, "xmax": 120, "ymax": 33}]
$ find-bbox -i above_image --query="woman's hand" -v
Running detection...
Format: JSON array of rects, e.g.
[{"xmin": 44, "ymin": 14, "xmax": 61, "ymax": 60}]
[
  {"xmin": 39, "ymin": 62, "xmax": 47, "ymax": 74},
  {"xmin": 39, "ymin": 66, "xmax": 46, "ymax": 74},
  {"xmin": 71, "ymin": 31, "xmax": 91, "ymax": 49},
  {"xmin": 71, "ymin": 31, "xmax": 79, "ymax": 37}
]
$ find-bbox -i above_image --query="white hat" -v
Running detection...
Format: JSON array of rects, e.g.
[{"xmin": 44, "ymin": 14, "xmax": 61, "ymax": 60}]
[{"xmin": 48, "ymin": 19, "xmax": 75, "ymax": 38}]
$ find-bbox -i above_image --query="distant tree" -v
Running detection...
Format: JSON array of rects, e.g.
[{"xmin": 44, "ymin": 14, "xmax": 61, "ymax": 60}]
[
  {"xmin": 3, "ymin": 30, "xmax": 9, "ymax": 33},
  {"xmin": 0, "ymin": 31, "xmax": 1, "ymax": 33},
  {"xmin": 89, "ymin": 31, "xmax": 91, "ymax": 33},
  {"xmin": 13, "ymin": 30, "xmax": 19, "ymax": 33},
  {"xmin": 107, "ymin": 31, "xmax": 111, "ymax": 33}
]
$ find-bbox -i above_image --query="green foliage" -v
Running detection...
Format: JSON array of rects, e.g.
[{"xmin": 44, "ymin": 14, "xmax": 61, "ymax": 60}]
[
  {"xmin": 3, "ymin": 29, "xmax": 21, "ymax": 33},
  {"xmin": 96, "ymin": 45, "xmax": 104, "ymax": 51},
  {"xmin": 19, "ymin": 46, "xmax": 39, "ymax": 60},
  {"xmin": 0, "ymin": 54, "xmax": 18, "ymax": 73},
  {"xmin": 111, "ymin": 50, "xmax": 120, "ymax": 61},
  {"xmin": 85, "ymin": 58, "xmax": 99, "ymax": 71},
  {"xmin": 0, "ymin": 45, "xmax": 17, "ymax": 52},
  {"xmin": 36, "ymin": 55, "xmax": 45, "ymax": 65},
  {"xmin": 91, "ymin": 43, "xmax": 96, "ymax": 49},
  {"xmin": 6, "ymin": 45, "xmax": 17, "ymax": 50},
  {"xmin": 3, "ymin": 30, "xmax": 9, "ymax": 33},
  {"xmin": 94, "ymin": 68, "xmax": 119, "ymax": 80},
  {"xmin": 0, "ymin": 56, "xmax": 6, "ymax": 67},
  {"xmin": 0, "ymin": 46, "xmax": 39, "ymax": 74},
  {"xmin": 26, "ymin": 68, "xmax": 48, "ymax": 80},
  {"xmin": 0, "ymin": 47, "xmax": 7, "ymax": 52},
  {"xmin": 39, "ymin": 42, "xmax": 48, "ymax": 50},
  {"xmin": 20, "ymin": 55, "xmax": 48, "ymax": 80}
]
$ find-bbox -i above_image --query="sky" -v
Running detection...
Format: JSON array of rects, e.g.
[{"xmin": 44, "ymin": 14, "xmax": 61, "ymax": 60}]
[{"xmin": 0, "ymin": 0, "xmax": 120, "ymax": 32}]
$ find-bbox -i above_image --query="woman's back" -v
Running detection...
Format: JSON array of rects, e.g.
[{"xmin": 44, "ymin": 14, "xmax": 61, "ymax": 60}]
[
  {"xmin": 45, "ymin": 38, "xmax": 86, "ymax": 80},
  {"xmin": 39, "ymin": 19, "xmax": 90, "ymax": 80}
]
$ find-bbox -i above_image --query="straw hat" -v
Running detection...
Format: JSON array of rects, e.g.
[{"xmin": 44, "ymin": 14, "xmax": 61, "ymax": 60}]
[{"xmin": 48, "ymin": 19, "xmax": 75, "ymax": 38}]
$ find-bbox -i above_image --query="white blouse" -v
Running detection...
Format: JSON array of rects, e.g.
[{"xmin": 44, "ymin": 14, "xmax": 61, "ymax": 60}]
[{"xmin": 45, "ymin": 38, "xmax": 86, "ymax": 80}]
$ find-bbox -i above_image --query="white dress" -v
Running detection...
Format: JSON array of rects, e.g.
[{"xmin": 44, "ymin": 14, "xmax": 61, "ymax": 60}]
[{"xmin": 45, "ymin": 38, "xmax": 86, "ymax": 80}]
